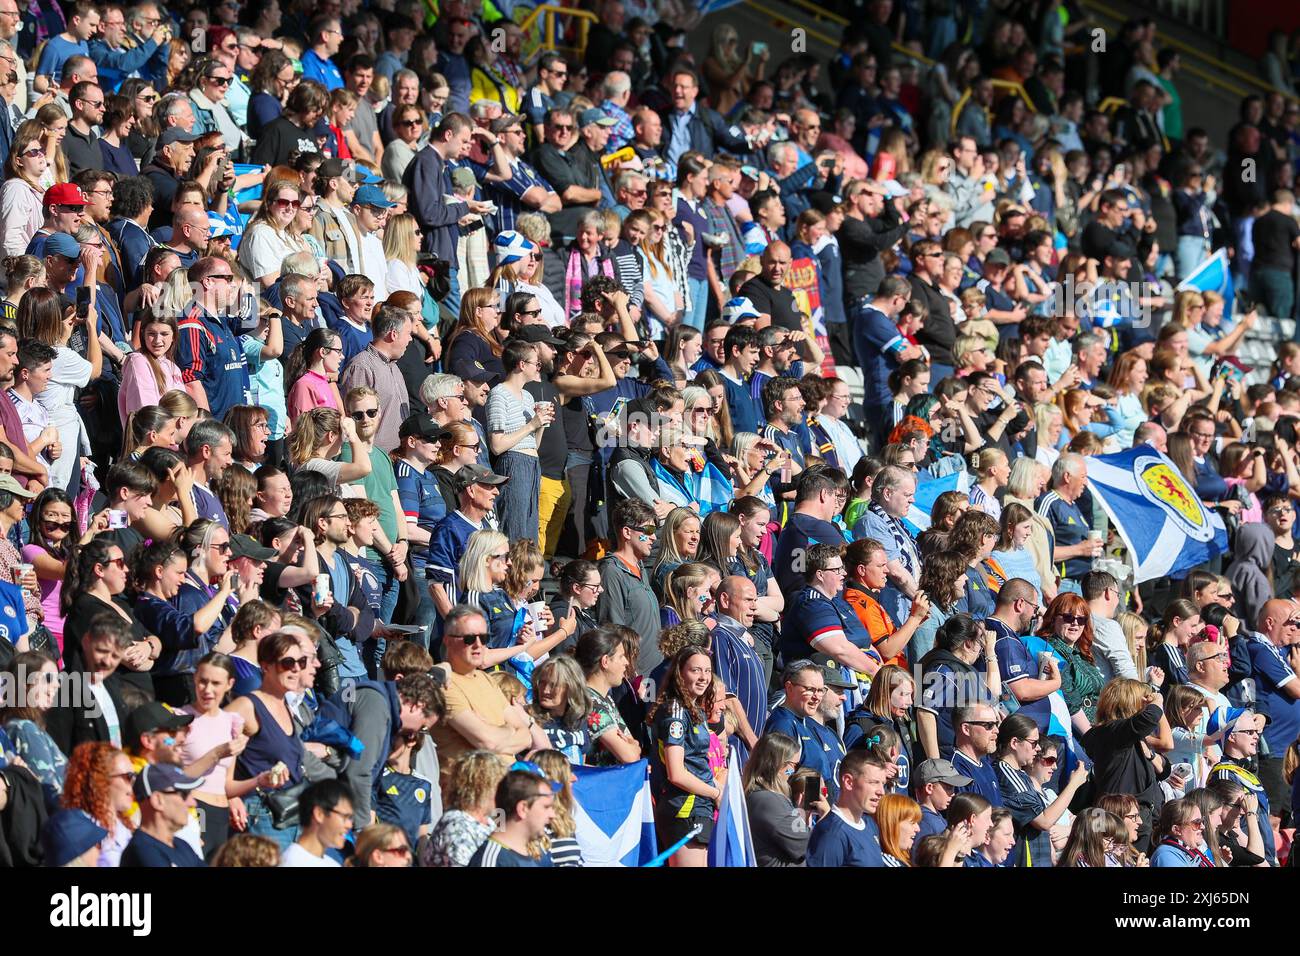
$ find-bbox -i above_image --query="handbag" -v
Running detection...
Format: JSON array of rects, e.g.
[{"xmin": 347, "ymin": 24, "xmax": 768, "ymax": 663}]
[
  {"xmin": 25, "ymin": 624, "xmax": 55, "ymax": 657},
  {"xmin": 259, "ymin": 778, "xmax": 309, "ymax": 829}
]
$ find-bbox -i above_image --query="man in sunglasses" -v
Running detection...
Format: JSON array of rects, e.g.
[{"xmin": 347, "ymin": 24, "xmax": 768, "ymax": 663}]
[
  {"xmin": 1245, "ymin": 597, "xmax": 1300, "ymax": 833},
  {"xmin": 1209, "ymin": 711, "xmax": 1276, "ymax": 865},
  {"xmin": 311, "ymin": 157, "xmax": 364, "ymax": 275},
  {"xmin": 906, "ymin": 237, "xmax": 957, "ymax": 380},
  {"xmin": 177, "ymin": 259, "xmax": 250, "ymax": 418},
  {"xmin": 430, "ymin": 604, "xmax": 536, "ymax": 783},
  {"xmin": 989, "ymin": 578, "xmax": 1061, "ymax": 734},
  {"xmin": 532, "ymin": 107, "xmax": 602, "ymax": 242},
  {"xmin": 484, "ymin": 112, "xmax": 561, "ymax": 234},
  {"xmin": 595, "ymin": 498, "xmax": 662, "ymax": 673},
  {"xmin": 948, "ymin": 705, "xmax": 1005, "ymax": 807},
  {"xmin": 120, "ymin": 763, "xmax": 207, "ymax": 868},
  {"xmin": 26, "ymin": 182, "xmax": 87, "ymax": 259},
  {"xmin": 522, "ymin": 51, "xmax": 569, "ymax": 144}
]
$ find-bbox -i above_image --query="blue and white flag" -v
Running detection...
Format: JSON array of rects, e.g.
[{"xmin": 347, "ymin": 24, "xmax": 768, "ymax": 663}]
[
  {"xmin": 572, "ymin": 761, "xmax": 658, "ymax": 867},
  {"xmin": 1084, "ymin": 445, "xmax": 1228, "ymax": 583},
  {"xmin": 904, "ymin": 470, "xmax": 970, "ymax": 535},
  {"xmin": 1177, "ymin": 249, "xmax": 1234, "ymax": 317},
  {"xmin": 708, "ymin": 740, "xmax": 756, "ymax": 867}
]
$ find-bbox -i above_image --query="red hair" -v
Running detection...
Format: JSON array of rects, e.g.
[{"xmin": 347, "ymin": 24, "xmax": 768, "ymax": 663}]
[
  {"xmin": 62, "ymin": 742, "xmax": 130, "ymax": 831},
  {"xmin": 1036, "ymin": 592, "xmax": 1095, "ymax": 661}
]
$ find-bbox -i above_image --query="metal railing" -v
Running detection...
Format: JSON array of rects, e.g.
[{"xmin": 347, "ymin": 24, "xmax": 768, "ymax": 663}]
[
  {"xmin": 949, "ymin": 79, "xmax": 1037, "ymax": 137},
  {"xmin": 1080, "ymin": 0, "xmax": 1295, "ymax": 102},
  {"xmin": 1146, "ymin": 0, "xmax": 1225, "ymax": 39},
  {"xmin": 518, "ymin": 4, "xmax": 597, "ymax": 63}
]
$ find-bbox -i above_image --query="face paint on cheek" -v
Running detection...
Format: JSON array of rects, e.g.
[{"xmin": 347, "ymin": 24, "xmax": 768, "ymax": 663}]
[
  {"xmin": 162, "ymin": 737, "xmax": 176, "ymax": 747},
  {"xmin": 638, "ymin": 534, "xmax": 649, "ymax": 543}
]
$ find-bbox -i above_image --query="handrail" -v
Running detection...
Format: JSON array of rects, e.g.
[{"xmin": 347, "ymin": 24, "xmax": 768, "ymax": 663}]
[
  {"xmin": 780, "ymin": 0, "xmax": 848, "ymax": 27},
  {"xmin": 949, "ymin": 79, "xmax": 1036, "ymax": 138},
  {"xmin": 1079, "ymin": 0, "xmax": 1299, "ymax": 103},
  {"xmin": 518, "ymin": 4, "xmax": 597, "ymax": 60}
]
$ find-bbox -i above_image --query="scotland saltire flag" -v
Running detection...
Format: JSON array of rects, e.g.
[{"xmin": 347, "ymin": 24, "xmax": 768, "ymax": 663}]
[
  {"xmin": 1084, "ymin": 445, "xmax": 1227, "ymax": 583},
  {"xmin": 708, "ymin": 741, "xmax": 756, "ymax": 867},
  {"xmin": 695, "ymin": 460, "xmax": 734, "ymax": 516},
  {"xmin": 1177, "ymin": 249, "xmax": 1234, "ymax": 317},
  {"xmin": 904, "ymin": 470, "xmax": 970, "ymax": 535},
  {"xmin": 572, "ymin": 761, "xmax": 657, "ymax": 867}
]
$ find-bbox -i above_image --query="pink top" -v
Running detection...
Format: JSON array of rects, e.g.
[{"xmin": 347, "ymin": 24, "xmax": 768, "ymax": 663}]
[
  {"xmin": 118, "ymin": 352, "xmax": 186, "ymax": 423},
  {"xmin": 19, "ymin": 544, "xmax": 64, "ymax": 652},
  {"xmin": 287, "ymin": 369, "xmax": 339, "ymax": 422},
  {"xmin": 178, "ymin": 706, "xmax": 246, "ymax": 799}
]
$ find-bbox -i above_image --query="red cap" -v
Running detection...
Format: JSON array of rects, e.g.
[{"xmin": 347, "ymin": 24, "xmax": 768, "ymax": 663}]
[{"xmin": 43, "ymin": 183, "xmax": 87, "ymax": 207}]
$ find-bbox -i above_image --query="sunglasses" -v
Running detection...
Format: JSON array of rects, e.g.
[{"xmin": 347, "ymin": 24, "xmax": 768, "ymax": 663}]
[
  {"xmin": 1038, "ymin": 755, "xmax": 1058, "ymax": 766},
  {"xmin": 277, "ymin": 656, "xmax": 309, "ymax": 671},
  {"xmin": 1058, "ymin": 614, "xmax": 1087, "ymax": 626},
  {"xmin": 350, "ymin": 408, "xmax": 380, "ymax": 420},
  {"xmin": 965, "ymin": 720, "xmax": 999, "ymax": 730},
  {"xmin": 455, "ymin": 631, "xmax": 488, "ymax": 646},
  {"xmin": 99, "ymin": 557, "xmax": 127, "ymax": 569},
  {"xmin": 207, "ymin": 75, "xmax": 233, "ymax": 86},
  {"xmin": 111, "ymin": 770, "xmax": 138, "ymax": 782},
  {"xmin": 273, "ymin": 197, "xmax": 302, "ymax": 210},
  {"xmin": 43, "ymin": 519, "xmax": 74, "ymax": 531},
  {"xmin": 635, "ymin": 524, "xmax": 657, "ymax": 535}
]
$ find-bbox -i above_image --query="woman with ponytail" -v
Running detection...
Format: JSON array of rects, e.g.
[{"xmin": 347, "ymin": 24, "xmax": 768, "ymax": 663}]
[
  {"xmin": 118, "ymin": 312, "xmax": 186, "ymax": 421},
  {"xmin": 1147, "ymin": 598, "xmax": 1201, "ymax": 694},
  {"xmin": 120, "ymin": 405, "xmax": 179, "ymax": 462},
  {"xmin": 284, "ymin": 327, "xmax": 345, "ymax": 422},
  {"xmin": 1, "ymin": 254, "xmax": 45, "ymax": 323},
  {"xmin": 286, "ymin": 406, "xmax": 372, "ymax": 490}
]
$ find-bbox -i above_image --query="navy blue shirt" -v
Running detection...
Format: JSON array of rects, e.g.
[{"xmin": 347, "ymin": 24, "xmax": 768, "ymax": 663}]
[
  {"xmin": 120, "ymin": 828, "xmax": 206, "ymax": 867},
  {"xmin": 176, "ymin": 306, "xmax": 251, "ymax": 420},
  {"xmin": 328, "ymin": 314, "xmax": 373, "ymax": 366},
  {"xmin": 1035, "ymin": 490, "xmax": 1092, "ymax": 579},
  {"xmin": 991, "ymin": 620, "xmax": 1052, "ymax": 731},
  {"xmin": 807, "ymin": 809, "xmax": 884, "ymax": 867},
  {"xmin": 721, "ymin": 370, "xmax": 763, "ymax": 435},
  {"xmin": 852, "ymin": 303, "xmax": 907, "ymax": 410},
  {"xmin": 779, "ymin": 585, "xmax": 877, "ymax": 666},
  {"xmin": 766, "ymin": 706, "xmax": 846, "ymax": 802},
  {"xmin": 950, "ymin": 749, "xmax": 1004, "ymax": 807},
  {"xmin": 426, "ymin": 511, "xmax": 488, "ymax": 596},
  {"xmin": 649, "ymin": 699, "xmax": 715, "ymax": 819},
  {"xmin": 374, "ymin": 765, "xmax": 434, "ymax": 848},
  {"xmin": 394, "ymin": 459, "xmax": 445, "ymax": 575},
  {"xmin": 773, "ymin": 512, "xmax": 845, "ymax": 597}
]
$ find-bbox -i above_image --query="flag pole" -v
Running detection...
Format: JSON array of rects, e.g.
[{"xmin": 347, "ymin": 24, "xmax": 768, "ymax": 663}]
[{"xmin": 640, "ymin": 824, "xmax": 702, "ymax": 867}]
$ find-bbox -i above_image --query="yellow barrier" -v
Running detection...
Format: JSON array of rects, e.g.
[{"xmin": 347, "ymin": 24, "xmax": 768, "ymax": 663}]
[
  {"xmin": 518, "ymin": 4, "xmax": 597, "ymax": 62},
  {"xmin": 741, "ymin": 0, "xmax": 840, "ymax": 50},
  {"xmin": 949, "ymin": 79, "xmax": 1035, "ymax": 137}
]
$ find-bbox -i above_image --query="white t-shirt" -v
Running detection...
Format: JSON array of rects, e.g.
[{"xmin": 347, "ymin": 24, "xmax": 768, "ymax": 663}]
[
  {"xmin": 237, "ymin": 223, "xmax": 310, "ymax": 280},
  {"xmin": 387, "ymin": 258, "xmax": 423, "ymax": 299},
  {"xmin": 359, "ymin": 232, "xmax": 388, "ymax": 301},
  {"xmin": 279, "ymin": 842, "xmax": 342, "ymax": 867}
]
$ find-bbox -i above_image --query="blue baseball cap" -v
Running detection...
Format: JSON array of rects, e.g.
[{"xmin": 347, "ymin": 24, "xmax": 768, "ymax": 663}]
[
  {"xmin": 42, "ymin": 809, "xmax": 108, "ymax": 867},
  {"xmin": 44, "ymin": 232, "xmax": 81, "ymax": 259},
  {"xmin": 133, "ymin": 762, "xmax": 204, "ymax": 802},
  {"xmin": 353, "ymin": 183, "xmax": 396, "ymax": 209}
]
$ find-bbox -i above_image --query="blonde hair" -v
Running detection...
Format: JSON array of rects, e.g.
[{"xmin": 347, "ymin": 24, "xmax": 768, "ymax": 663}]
[
  {"xmin": 159, "ymin": 388, "xmax": 200, "ymax": 420},
  {"xmin": 1116, "ymin": 610, "xmax": 1149, "ymax": 673},
  {"xmin": 529, "ymin": 749, "xmax": 578, "ymax": 839},
  {"xmin": 1095, "ymin": 678, "xmax": 1151, "ymax": 724},
  {"xmin": 382, "ymin": 212, "xmax": 420, "ymax": 269},
  {"xmin": 444, "ymin": 750, "xmax": 508, "ymax": 813},
  {"xmin": 288, "ymin": 406, "xmax": 342, "ymax": 466},
  {"xmin": 487, "ymin": 669, "xmax": 527, "ymax": 702},
  {"xmin": 351, "ymin": 822, "xmax": 407, "ymax": 866},
  {"xmin": 458, "ymin": 529, "xmax": 509, "ymax": 594}
]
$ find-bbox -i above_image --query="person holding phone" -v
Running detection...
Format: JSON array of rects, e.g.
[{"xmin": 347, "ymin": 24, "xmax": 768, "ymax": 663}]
[{"xmin": 742, "ymin": 732, "xmax": 822, "ymax": 866}]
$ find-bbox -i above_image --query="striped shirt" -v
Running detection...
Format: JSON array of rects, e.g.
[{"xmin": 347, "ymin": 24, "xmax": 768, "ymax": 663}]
[
  {"xmin": 547, "ymin": 833, "xmax": 584, "ymax": 867},
  {"xmin": 882, "ymin": 852, "xmax": 906, "ymax": 867},
  {"xmin": 969, "ymin": 483, "xmax": 1002, "ymax": 520},
  {"xmin": 488, "ymin": 156, "xmax": 555, "ymax": 235}
]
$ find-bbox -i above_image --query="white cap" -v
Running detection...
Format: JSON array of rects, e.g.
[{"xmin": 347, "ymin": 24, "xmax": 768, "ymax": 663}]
[{"xmin": 721, "ymin": 296, "xmax": 761, "ymax": 324}]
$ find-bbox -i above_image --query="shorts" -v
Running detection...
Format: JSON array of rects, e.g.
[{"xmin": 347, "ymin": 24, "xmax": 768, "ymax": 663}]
[{"xmin": 655, "ymin": 807, "xmax": 715, "ymax": 850}]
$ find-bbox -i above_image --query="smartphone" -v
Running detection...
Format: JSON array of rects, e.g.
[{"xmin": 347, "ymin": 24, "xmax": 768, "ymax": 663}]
[
  {"xmin": 802, "ymin": 774, "xmax": 821, "ymax": 806},
  {"xmin": 75, "ymin": 285, "xmax": 91, "ymax": 320},
  {"xmin": 751, "ymin": 41, "xmax": 768, "ymax": 57}
]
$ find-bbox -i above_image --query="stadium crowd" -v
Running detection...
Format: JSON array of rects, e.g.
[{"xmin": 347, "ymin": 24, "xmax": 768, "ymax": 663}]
[{"xmin": 0, "ymin": 0, "xmax": 1299, "ymax": 870}]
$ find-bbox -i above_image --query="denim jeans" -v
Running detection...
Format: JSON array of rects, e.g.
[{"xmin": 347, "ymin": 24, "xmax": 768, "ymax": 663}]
[
  {"xmin": 685, "ymin": 276, "xmax": 708, "ymax": 331},
  {"xmin": 495, "ymin": 451, "xmax": 541, "ymax": 543},
  {"xmin": 243, "ymin": 792, "xmax": 300, "ymax": 852},
  {"xmin": 1253, "ymin": 267, "xmax": 1296, "ymax": 323},
  {"xmin": 378, "ymin": 563, "xmax": 399, "ymax": 625},
  {"xmin": 443, "ymin": 265, "xmax": 462, "ymax": 318}
]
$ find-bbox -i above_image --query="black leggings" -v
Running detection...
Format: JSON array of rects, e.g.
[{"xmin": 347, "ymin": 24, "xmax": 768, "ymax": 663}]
[{"xmin": 196, "ymin": 800, "xmax": 231, "ymax": 861}]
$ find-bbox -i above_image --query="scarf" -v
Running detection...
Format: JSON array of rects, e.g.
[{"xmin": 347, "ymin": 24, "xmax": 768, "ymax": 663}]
[
  {"xmin": 564, "ymin": 246, "xmax": 614, "ymax": 319},
  {"xmin": 1157, "ymin": 836, "xmax": 1214, "ymax": 867}
]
